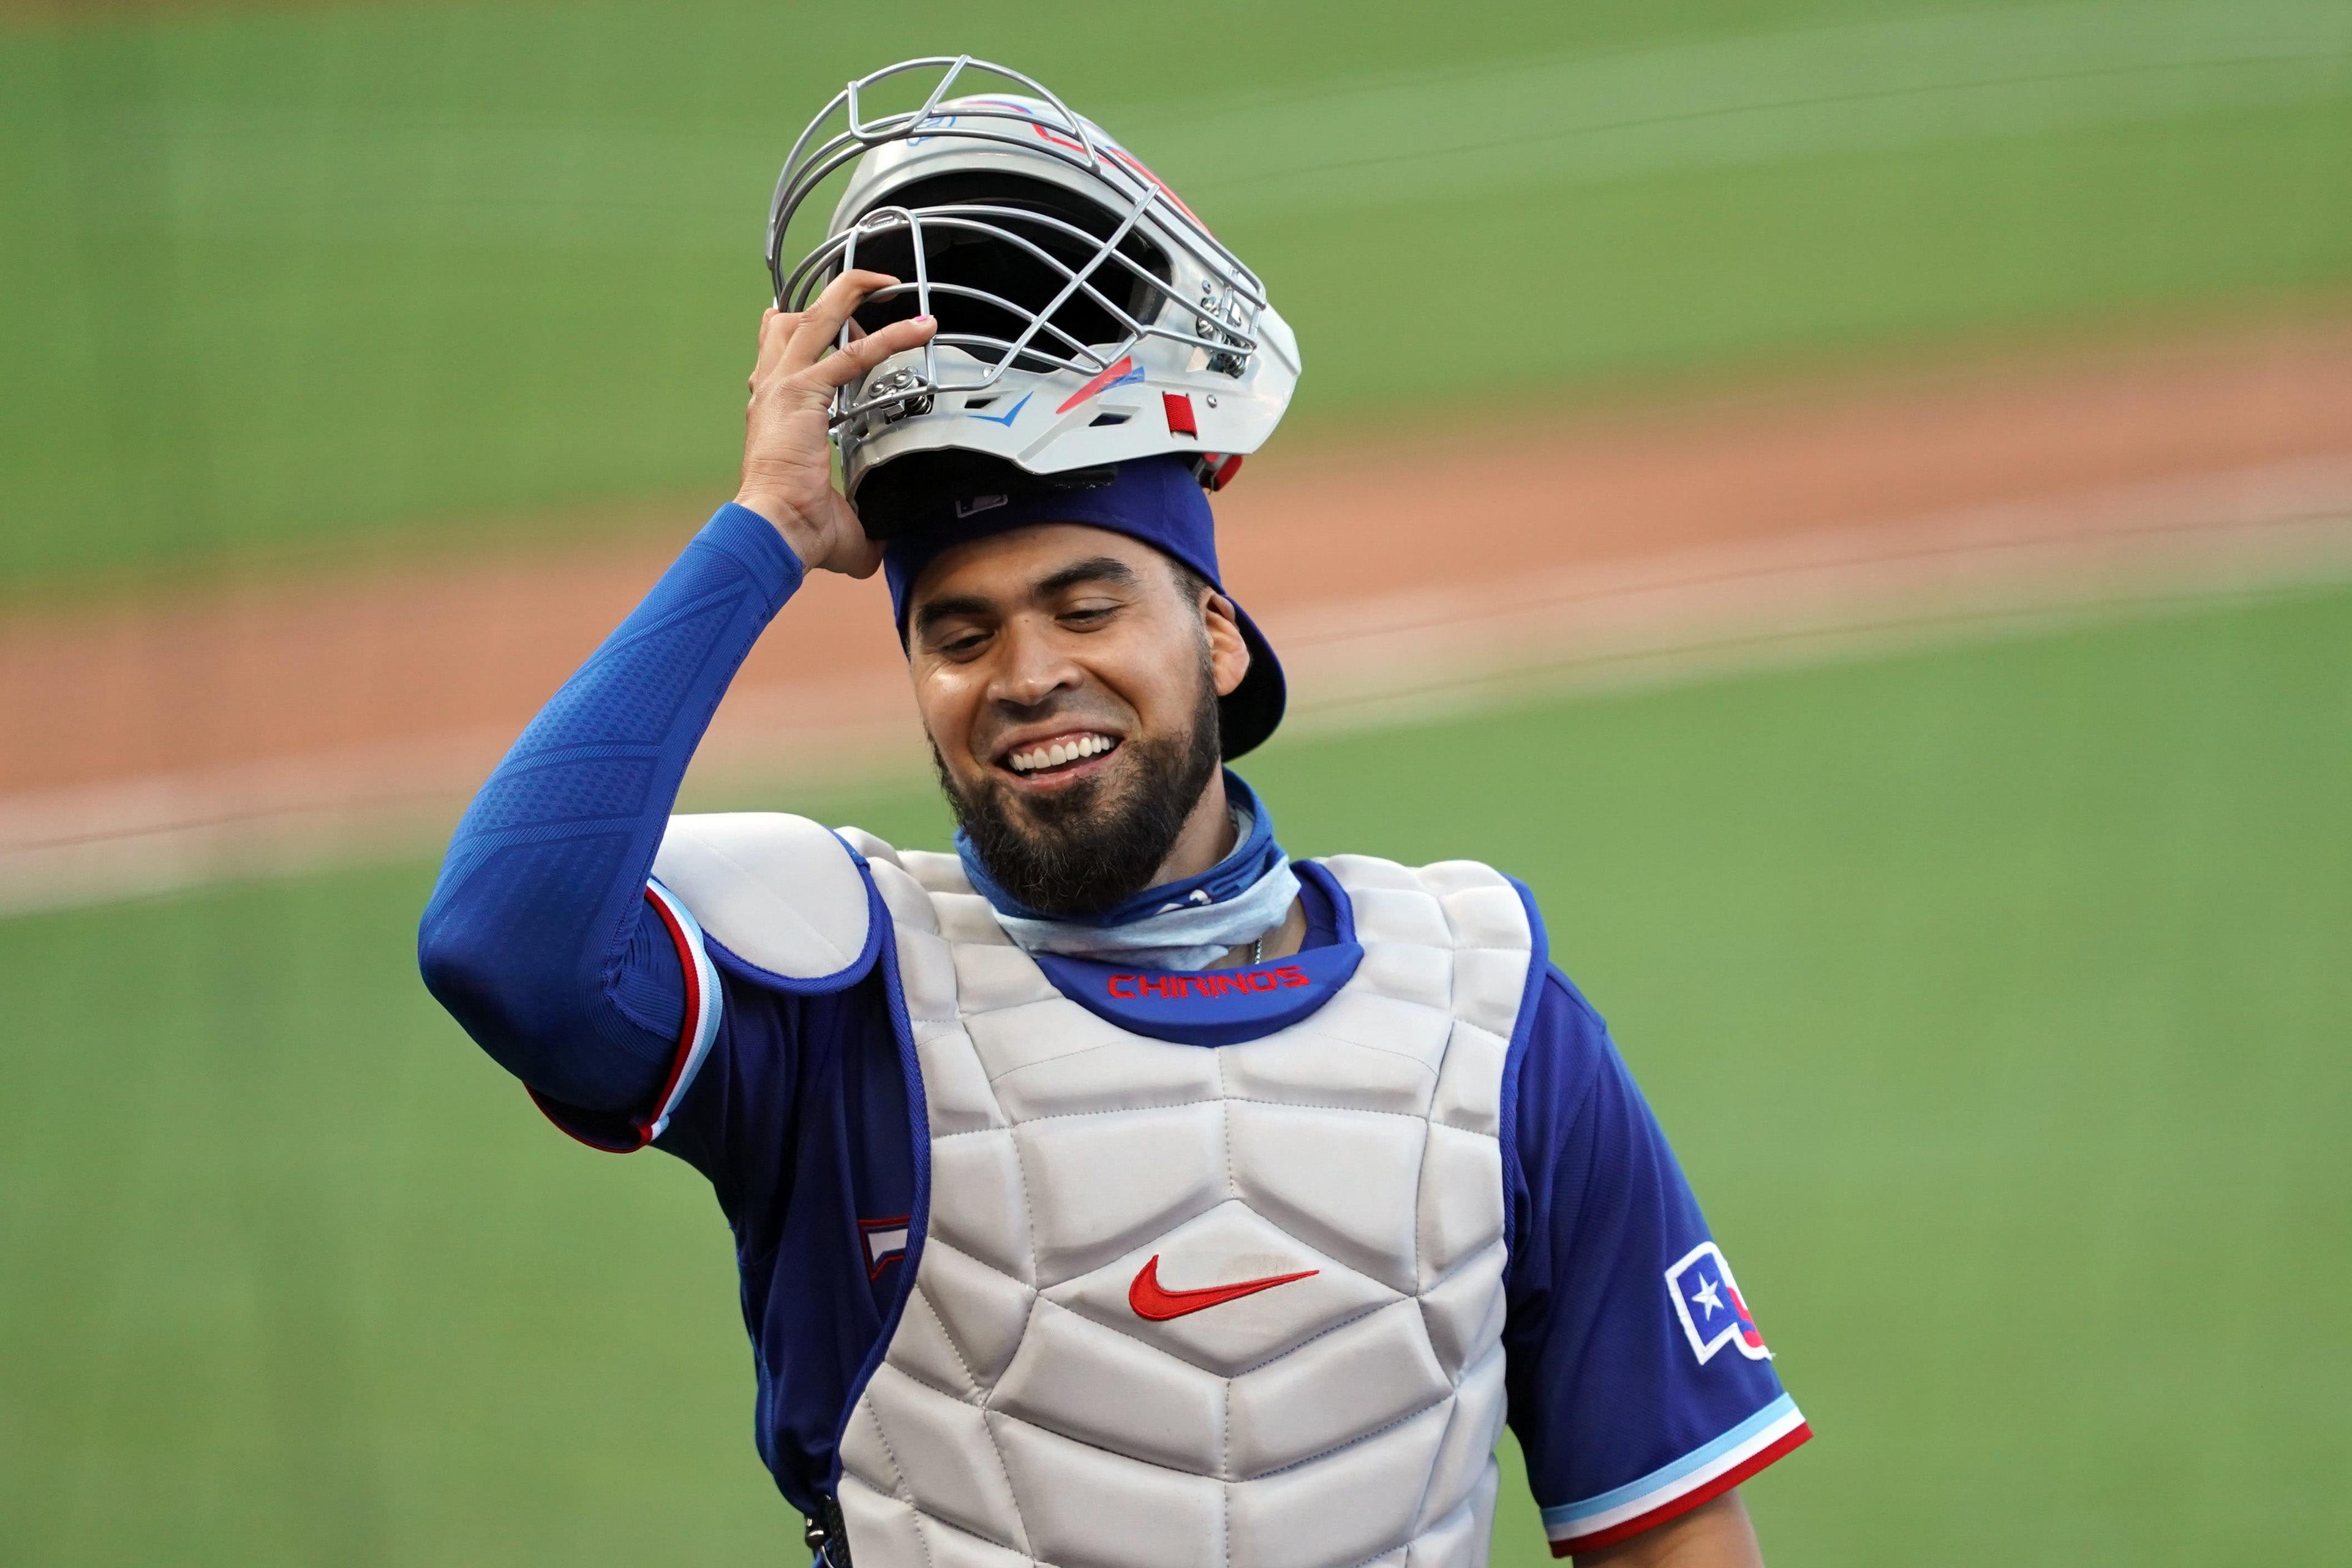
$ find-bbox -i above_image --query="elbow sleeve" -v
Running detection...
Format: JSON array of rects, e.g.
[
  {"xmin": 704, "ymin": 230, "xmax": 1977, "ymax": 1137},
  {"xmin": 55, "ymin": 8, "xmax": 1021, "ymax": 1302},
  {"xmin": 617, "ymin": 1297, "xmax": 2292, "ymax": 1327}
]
[
  {"xmin": 415, "ymin": 506, "xmax": 799, "ymax": 1118},
  {"xmin": 417, "ymin": 871, "xmax": 686, "ymax": 1114}
]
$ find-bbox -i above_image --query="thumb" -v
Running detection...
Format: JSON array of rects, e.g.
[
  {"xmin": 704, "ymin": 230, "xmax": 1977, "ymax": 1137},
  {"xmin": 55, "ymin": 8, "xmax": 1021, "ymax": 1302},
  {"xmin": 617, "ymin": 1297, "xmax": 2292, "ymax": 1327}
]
[{"xmin": 825, "ymin": 491, "xmax": 886, "ymax": 579}]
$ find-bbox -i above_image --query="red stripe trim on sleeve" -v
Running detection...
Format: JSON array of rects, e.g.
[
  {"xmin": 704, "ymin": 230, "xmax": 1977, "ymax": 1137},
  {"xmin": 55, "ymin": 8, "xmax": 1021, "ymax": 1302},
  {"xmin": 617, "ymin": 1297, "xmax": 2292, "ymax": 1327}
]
[
  {"xmin": 631, "ymin": 884, "xmax": 706, "ymax": 1145},
  {"xmin": 521, "ymin": 883, "xmax": 704, "ymax": 1155},
  {"xmin": 525, "ymin": 1085, "xmax": 646, "ymax": 1153},
  {"xmin": 1547, "ymin": 1423, "xmax": 1812, "ymax": 1558}
]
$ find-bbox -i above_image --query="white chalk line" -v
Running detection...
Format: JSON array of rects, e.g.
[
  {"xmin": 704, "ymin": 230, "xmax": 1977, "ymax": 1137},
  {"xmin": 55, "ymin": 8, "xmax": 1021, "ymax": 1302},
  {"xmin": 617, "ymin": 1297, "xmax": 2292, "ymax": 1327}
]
[{"xmin": 4, "ymin": 456, "xmax": 2350, "ymax": 918}]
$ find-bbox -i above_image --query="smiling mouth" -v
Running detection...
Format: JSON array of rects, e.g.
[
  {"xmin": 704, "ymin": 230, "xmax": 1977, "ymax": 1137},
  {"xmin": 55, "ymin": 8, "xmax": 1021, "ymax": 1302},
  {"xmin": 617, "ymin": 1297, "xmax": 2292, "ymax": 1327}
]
[{"xmin": 1001, "ymin": 731, "xmax": 1121, "ymax": 780}]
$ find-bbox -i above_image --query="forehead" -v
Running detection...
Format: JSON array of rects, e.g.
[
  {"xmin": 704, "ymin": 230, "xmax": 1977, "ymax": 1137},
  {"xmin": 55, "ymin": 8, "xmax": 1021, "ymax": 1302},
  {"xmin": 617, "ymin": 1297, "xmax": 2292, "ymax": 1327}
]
[{"xmin": 909, "ymin": 522, "xmax": 1172, "ymax": 607}]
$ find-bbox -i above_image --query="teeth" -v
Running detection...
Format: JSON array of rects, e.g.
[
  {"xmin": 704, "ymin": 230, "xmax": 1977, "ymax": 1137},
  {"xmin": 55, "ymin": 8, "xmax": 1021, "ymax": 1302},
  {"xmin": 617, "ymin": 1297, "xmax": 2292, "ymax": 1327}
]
[{"xmin": 1009, "ymin": 734, "xmax": 1114, "ymax": 773}]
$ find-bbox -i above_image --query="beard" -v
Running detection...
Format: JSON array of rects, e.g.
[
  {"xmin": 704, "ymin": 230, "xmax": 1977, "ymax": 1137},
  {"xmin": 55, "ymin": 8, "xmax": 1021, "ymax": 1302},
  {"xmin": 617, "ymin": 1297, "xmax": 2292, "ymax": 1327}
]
[{"xmin": 936, "ymin": 653, "xmax": 1223, "ymax": 918}]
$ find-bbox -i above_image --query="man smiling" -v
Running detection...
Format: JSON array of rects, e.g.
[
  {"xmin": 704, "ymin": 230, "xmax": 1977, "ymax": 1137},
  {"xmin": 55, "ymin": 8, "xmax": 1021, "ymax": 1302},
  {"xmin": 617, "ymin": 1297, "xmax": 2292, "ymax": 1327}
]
[{"xmin": 418, "ymin": 65, "xmax": 1806, "ymax": 1568}]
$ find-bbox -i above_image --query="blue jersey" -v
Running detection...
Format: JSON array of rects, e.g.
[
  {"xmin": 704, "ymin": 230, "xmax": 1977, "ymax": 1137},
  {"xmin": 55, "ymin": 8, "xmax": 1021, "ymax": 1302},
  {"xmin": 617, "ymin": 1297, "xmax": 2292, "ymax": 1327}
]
[{"xmin": 418, "ymin": 504, "xmax": 1808, "ymax": 1556}]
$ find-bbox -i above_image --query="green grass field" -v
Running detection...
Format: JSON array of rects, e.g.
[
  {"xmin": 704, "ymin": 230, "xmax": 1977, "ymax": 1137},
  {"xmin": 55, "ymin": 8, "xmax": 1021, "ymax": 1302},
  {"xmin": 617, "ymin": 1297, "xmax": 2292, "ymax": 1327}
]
[
  {"xmin": 3, "ymin": 0, "xmax": 2348, "ymax": 589},
  {"xmin": 7, "ymin": 586, "xmax": 2347, "ymax": 1566},
  {"xmin": 7, "ymin": 0, "xmax": 2349, "ymax": 1560}
]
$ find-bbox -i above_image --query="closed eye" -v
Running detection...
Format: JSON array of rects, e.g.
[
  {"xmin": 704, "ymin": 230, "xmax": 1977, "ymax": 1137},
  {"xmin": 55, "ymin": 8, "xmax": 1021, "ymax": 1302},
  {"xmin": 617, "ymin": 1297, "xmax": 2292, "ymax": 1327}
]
[{"xmin": 1060, "ymin": 600, "xmax": 1124, "ymax": 628}]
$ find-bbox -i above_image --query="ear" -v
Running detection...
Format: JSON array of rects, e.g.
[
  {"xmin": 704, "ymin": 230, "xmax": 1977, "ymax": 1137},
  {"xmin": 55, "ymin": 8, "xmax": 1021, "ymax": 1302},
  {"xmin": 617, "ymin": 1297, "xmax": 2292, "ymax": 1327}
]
[{"xmin": 1199, "ymin": 587, "xmax": 1251, "ymax": 699}]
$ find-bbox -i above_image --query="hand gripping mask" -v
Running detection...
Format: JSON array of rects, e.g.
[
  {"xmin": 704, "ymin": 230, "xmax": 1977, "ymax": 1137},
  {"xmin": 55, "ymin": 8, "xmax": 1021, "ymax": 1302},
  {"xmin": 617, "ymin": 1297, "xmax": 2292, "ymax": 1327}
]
[{"xmin": 765, "ymin": 57, "xmax": 1303, "ymax": 538}]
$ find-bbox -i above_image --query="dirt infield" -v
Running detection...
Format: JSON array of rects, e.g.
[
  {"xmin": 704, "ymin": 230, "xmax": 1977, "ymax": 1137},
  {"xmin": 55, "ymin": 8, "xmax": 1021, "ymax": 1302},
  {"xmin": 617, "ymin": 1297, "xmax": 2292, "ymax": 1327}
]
[{"xmin": 5, "ymin": 316, "xmax": 2351, "ymax": 911}]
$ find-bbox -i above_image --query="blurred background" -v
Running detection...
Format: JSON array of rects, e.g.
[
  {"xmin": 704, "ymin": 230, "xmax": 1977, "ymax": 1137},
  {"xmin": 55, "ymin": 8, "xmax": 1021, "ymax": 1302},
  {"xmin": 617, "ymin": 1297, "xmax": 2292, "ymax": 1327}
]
[{"xmin": 3, "ymin": 0, "xmax": 2348, "ymax": 1562}]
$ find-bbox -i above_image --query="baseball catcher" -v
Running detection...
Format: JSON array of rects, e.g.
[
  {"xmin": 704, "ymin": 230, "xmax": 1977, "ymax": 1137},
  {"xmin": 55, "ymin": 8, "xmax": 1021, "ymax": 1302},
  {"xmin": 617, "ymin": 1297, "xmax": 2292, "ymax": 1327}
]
[{"xmin": 419, "ymin": 58, "xmax": 1807, "ymax": 1566}]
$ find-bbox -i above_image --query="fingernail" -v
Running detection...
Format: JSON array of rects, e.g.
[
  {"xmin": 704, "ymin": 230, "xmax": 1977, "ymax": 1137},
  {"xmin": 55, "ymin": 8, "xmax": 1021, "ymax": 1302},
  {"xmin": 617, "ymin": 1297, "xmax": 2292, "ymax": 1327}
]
[{"xmin": 915, "ymin": 315, "xmax": 935, "ymax": 324}]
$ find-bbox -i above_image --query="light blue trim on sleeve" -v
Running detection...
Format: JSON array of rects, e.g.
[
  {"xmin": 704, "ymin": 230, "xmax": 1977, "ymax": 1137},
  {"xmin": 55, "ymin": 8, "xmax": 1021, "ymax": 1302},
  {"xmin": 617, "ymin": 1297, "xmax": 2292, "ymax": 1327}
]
[
  {"xmin": 1540, "ymin": 1393, "xmax": 1801, "ymax": 1527},
  {"xmin": 643, "ymin": 876, "xmax": 725, "ymax": 1142}
]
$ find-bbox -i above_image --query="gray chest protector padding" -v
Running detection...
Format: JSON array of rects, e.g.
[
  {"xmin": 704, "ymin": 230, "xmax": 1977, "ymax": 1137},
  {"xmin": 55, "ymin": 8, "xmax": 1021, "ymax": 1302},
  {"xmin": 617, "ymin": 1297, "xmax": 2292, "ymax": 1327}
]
[
  {"xmin": 846, "ymin": 832, "xmax": 1524, "ymax": 1568},
  {"xmin": 654, "ymin": 814, "xmax": 1532, "ymax": 1568}
]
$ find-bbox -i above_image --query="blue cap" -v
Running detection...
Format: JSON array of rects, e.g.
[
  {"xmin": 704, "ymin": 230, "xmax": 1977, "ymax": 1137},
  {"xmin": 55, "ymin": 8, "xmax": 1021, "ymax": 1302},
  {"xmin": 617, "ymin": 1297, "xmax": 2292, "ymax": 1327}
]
[{"xmin": 880, "ymin": 456, "xmax": 1286, "ymax": 757}]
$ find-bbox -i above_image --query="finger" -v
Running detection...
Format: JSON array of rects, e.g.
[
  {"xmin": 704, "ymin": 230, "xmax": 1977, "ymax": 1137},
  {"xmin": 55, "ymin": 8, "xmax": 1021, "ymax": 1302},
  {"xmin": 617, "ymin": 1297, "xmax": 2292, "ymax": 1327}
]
[
  {"xmin": 782, "ymin": 270, "xmax": 897, "ymax": 365},
  {"xmin": 804, "ymin": 314, "xmax": 937, "ymax": 393},
  {"xmin": 782, "ymin": 269, "xmax": 904, "ymax": 369},
  {"xmin": 750, "ymin": 307, "xmax": 801, "ymax": 385}
]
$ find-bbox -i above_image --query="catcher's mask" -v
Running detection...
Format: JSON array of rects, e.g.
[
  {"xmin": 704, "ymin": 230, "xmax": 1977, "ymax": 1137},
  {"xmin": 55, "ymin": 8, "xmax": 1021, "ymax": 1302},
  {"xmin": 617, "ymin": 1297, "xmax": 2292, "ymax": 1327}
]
[{"xmin": 764, "ymin": 57, "xmax": 1302, "ymax": 539}]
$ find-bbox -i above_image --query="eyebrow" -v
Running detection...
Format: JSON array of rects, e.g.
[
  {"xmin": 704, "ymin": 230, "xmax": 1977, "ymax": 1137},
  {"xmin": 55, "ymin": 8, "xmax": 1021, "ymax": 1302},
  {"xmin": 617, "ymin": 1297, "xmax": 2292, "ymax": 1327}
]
[
  {"xmin": 911, "ymin": 555, "xmax": 1143, "ymax": 639},
  {"xmin": 1038, "ymin": 556, "xmax": 1142, "ymax": 597}
]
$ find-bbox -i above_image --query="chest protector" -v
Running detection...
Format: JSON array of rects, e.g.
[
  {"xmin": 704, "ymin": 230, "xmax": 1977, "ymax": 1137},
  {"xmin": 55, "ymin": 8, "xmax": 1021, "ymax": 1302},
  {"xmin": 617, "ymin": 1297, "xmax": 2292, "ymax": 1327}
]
[{"xmin": 655, "ymin": 816, "xmax": 1537, "ymax": 1568}]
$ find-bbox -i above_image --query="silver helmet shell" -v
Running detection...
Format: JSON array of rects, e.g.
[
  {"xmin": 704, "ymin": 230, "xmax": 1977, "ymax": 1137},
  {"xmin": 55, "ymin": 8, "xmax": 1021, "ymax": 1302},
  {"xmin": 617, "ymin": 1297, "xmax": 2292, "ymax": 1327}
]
[{"xmin": 766, "ymin": 58, "xmax": 1302, "ymax": 532}]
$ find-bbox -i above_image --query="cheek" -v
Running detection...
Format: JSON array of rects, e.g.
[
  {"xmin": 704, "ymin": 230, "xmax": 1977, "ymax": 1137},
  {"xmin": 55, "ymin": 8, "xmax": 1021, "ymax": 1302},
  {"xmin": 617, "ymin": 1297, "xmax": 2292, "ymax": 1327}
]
[
  {"xmin": 914, "ymin": 666, "xmax": 985, "ymax": 763},
  {"xmin": 1104, "ymin": 643, "xmax": 1206, "ymax": 736}
]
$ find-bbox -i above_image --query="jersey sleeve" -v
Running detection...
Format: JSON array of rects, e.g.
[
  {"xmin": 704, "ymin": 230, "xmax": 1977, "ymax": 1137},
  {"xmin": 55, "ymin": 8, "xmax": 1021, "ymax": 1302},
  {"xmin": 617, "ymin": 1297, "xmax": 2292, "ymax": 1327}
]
[
  {"xmin": 416, "ymin": 502, "xmax": 805, "ymax": 1145},
  {"xmin": 521, "ymin": 877, "xmax": 727, "ymax": 1153},
  {"xmin": 1502, "ymin": 971, "xmax": 1810, "ymax": 1557}
]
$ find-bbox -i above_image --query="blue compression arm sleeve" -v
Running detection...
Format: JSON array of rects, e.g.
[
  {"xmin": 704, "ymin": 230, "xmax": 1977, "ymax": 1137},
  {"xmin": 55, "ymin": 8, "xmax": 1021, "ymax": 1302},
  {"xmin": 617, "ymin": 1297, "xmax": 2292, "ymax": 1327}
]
[{"xmin": 417, "ymin": 504, "xmax": 804, "ymax": 1112}]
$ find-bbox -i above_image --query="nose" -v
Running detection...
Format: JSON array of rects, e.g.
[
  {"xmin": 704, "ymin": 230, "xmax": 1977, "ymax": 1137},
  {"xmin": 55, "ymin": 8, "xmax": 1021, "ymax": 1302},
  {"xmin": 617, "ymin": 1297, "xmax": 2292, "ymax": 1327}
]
[{"xmin": 989, "ymin": 614, "xmax": 1084, "ymax": 711}]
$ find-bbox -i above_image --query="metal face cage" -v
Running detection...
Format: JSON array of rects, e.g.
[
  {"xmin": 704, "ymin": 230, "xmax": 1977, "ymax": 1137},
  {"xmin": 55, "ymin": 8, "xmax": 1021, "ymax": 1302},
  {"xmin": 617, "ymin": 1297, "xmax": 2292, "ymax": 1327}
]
[{"xmin": 765, "ymin": 56, "xmax": 1273, "ymax": 434}]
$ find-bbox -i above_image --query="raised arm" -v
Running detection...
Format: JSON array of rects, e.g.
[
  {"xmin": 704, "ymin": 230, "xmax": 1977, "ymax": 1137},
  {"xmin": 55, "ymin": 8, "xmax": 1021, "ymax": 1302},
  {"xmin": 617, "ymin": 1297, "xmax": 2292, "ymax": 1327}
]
[{"xmin": 415, "ymin": 276, "xmax": 934, "ymax": 1131}]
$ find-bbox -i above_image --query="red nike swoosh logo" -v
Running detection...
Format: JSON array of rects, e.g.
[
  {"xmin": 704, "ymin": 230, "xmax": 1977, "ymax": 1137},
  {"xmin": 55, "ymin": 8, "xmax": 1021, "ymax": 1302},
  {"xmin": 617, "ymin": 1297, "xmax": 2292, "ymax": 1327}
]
[{"xmin": 1128, "ymin": 1254, "xmax": 1319, "ymax": 1321}]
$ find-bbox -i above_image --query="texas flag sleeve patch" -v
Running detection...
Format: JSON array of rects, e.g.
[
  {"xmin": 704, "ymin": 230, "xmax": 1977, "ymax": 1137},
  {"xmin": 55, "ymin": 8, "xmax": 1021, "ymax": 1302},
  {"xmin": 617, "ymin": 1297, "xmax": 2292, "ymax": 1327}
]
[{"xmin": 1667, "ymin": 1242, "xmax": 1774, "ymax": 1364}]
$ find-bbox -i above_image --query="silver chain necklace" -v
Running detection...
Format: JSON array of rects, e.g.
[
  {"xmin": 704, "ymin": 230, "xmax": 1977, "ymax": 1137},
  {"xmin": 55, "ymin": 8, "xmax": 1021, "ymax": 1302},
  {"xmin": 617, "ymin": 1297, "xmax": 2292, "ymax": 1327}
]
[{"xmin": 1250, "ymin": 932, "xmax": 1265, "ymax": 965}]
